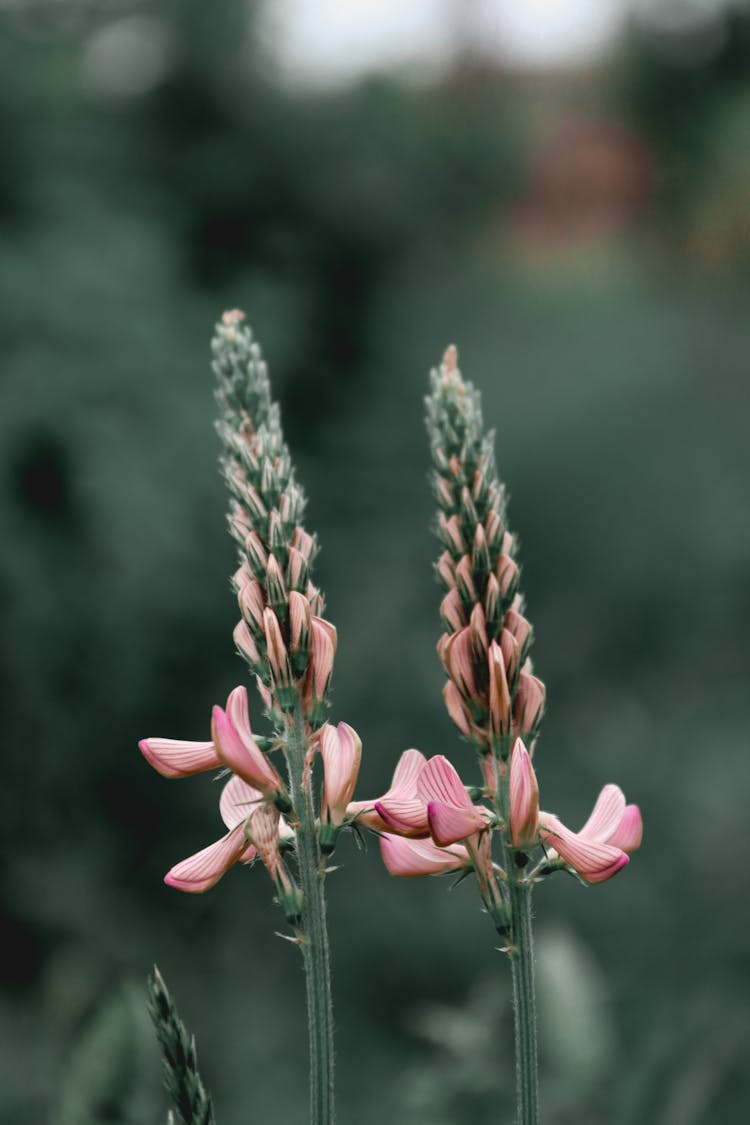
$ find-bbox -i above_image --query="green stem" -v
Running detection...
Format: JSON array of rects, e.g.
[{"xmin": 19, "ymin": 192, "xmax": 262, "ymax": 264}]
[
  {"xmin": 508, "ymin": 877, "xmax": 539, "ymax": 1125},
  {"xmin": 285, "ymin": 703, "xmax": 335, "ymax": 1125}
]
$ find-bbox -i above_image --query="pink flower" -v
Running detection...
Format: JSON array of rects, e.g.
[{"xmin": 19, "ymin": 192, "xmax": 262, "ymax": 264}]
[
  {"xmin": 380, "ymin": 834, "xmax": 469, "ymax": 877},
  {"xmin": 164, "ymin": 775, "xmax": 260, "ymax": 893},
  {"xmin": 346, "ymin": 748, "xmax": 429, "ymax": 837},
  {"xmin": 138, "ymin": 737, "xmax": 220, "ymax": 779},
  {"xmin": 539, "ymin": 784, "xmax": 642, "ymax": 885},
  {"xmin": 320, "ymin": 722, "xmax": 362, "ymax": 827},
  {"xmin": 509, "ymin": 738, "xmax": 539, "ymax": 848},
  {"xmin": 211, "ymin": 686, "xmax": 285, "ymax": 799},
  {"xmin": 417, "ymin": 755, "xmax": 488, "ymax": 847}
]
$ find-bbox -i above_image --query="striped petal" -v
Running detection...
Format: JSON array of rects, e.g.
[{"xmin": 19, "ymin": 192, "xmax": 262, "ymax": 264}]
[
  {"xmin": 164, "ymin": 825, "xmax": 247, "ymax": 893},
  {"xmin": 579, "ymin": 784, "xmax": 626, "ymax": 843},
  {"xmin": 539, "ymin": 814, "xmax": 628, "ymax": 884},
  {"xmin": 138, "ymin": 738, "xmax": 220, "ymax": 778},
  {"xmin": 417, "ymin": 755, "xmax": 473, "ymax": 810},
  {"xmin": 374, "ymin": 795, "xmax": 429, "ymax": 838},
  {"xmin": 428, "ymin": 799, "xmax": 485, "ymax": 847},
  {"xmin": 380, "ymin": 834, "xmax": 468, "ymax": 877}
]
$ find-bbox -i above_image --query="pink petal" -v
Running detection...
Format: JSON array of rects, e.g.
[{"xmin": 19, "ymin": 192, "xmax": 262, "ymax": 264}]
[
  {"xmin": 428, "ymin": 800, "xmax": 485, "ymax": 847},
  {"xmin": 320, "ymin": 722, "xmax": 362, "ymax": 823},
  {"xmin": 164, "ymin": 825, "xmax": 247, "ymax": 893},
  {"xmin": 390, "ymin": 748, "xmax": 427, "ymax": 792},
  {"xmin": 374, "ymin": 795, "xmax": 430, "ymax": 838},
  {"xmin": 608, "ymin": 804, "xmax": 643, "ymax": 853},
  {"xmin": 138, "ymin": 738, "xmax": 220, "ymax": 779},
  {"xmin": 539, "ymin": 814, "xmax": 628, "ymax": 884},
  {"xmin": 219, "ymin": 774, "xmax": 263, "ymax": 830},
  {"xmin": 579, "ymin": 784, "xmax": 626, "ymax": 843},
  {"xmin": 380, "ymin": 834, "xmax": 468, "ymax": 877},
  {"xmin": 417, "ymin": 755, "xmax": 473, "ymax": 810},
  {"xmin": 212, "ymin": 701, "xmax": 281, "ymax": 794}
]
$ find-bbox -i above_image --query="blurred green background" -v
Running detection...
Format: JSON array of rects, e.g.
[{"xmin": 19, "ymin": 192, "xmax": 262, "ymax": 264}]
[{"xmin": 2, "ymin": 2, "xmax": 749, "ymax": 1122}]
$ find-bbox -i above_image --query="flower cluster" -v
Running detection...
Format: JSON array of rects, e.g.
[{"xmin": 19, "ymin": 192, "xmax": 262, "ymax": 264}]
[
  {"xmin": 139, "ymin": 313, "xmax": 364, "ymax": 918},
  {"xmin": 215, "ymin": 310, "xmax": 336, "ymax": 727},
  {"xmin": 347, "ymin": 346, "xmax": 644, "ymax": 936}
]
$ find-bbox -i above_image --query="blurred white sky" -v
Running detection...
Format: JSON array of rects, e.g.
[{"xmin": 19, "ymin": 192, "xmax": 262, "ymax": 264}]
[{"xmin": 262, "ymin": 0, "xmax": 731, "ymax": 84}]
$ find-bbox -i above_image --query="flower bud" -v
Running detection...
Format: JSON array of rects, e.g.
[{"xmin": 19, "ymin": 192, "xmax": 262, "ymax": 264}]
[
  {"xmin": 291, "ymin": 527, "xmax": 316, "ymax": 561},
  {"xmin": 304, "ymin": 616, "xmax": 337, "ymax": 724},
  {"xmin": 446, "ymin": 627, "xmax": 476, "ymax": 703},
  {"xmin": 263, "ymin": 608, "xmax": 294, "ymax": 707},
  {"xmin": 436, "ymin": 551, "xmax": 456, "ymax": 590},
  {"xmin": 288, "ymin": 590, "xmax": 312, "ymax": 675},
  {"xmin": 440, "ymin": 587, "xmax": 465, "ymax": 633},
  {"xmin": 469, "ymin": 603, "xmax": 488, "ymax": 665},
  {"xmin": 514, "ymin": 672, "xmax": 545, "ymax": 740},
  {"xmin": 286, "ymin": 546, "xmax": 309, "ymax": 592},
  {"xmin": 460, "ymin": 486, "xmax": 479, "ymax": 531},
  {"xmin": 268, "ymin": 509, "xmax": 285, "ymax": 554},
  {"xmin": 239, "ymin": 578, "xmax": 266, "ymax": 641},
  {"xmin": 472, "ymin": 523, "xmax": 490, "ymax": 577},
  {"xmin": 435, "ymin": 476, "xmax": 455, "ymax": 511},
  {"xmin": 503, "ymin": 608, "xmax": 531, "ymax": 655},
  {"xmin": 443, "ymin": 680, "xmax": 473, "ymax": 737},
  {"xmin": 234, "ymin": 619, "xmax": 261, "ymax": 668},
  {"xmin": 488, "ymin": 640, "xmax": 511, "ymax": 741},
  {"xmin": 485, "ymin": 573, "xmax": 502, "ymax": 635},
  {"xmin": 496, "ymin": 553, "xmax": 520, "ymax": 601},
  {"xmin": 500, "ymin": 627, "xmax": 520, "ymax": 687},
  {"xmin": 455, "ymin": 554, "xmax": 477, "ymax": 607},
  {"xmin": 509, "ymin": 738, "xmax": 539, "ymax": 847},
  {"xmin": 320, "ymin": 722, "xmax": 362, "ymax": 835},
  {"xmin": 244, "ymin": 530, "xmax": 268, "ymax": 578},
  {"xmin": 438, "ymin": 513, "xmax": 464, "ymax": 557},
  {"xmin": 265, "ymin": 554, "xmax": 288, "ymax": 621}
]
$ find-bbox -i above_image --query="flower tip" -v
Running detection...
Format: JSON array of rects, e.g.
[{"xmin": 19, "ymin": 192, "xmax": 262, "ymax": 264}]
[
  {"xmin": 443, "ymin": 344, "xmax": 458, "ymax": 373},
  {"xmin": 222, "ymin": 308, "xmax": 245, "ymax": 326}
]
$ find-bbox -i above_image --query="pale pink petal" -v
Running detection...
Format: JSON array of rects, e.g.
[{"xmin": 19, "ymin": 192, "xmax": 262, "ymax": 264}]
[
  {"xmin": 212, "ymin": 703, "xmax": 282, "ymax": 794},
  {"xmin": 390, "ymin": 748, "xmax": 427, "ymax": 791},
  {"xmin": 138, "ymin": 739, "xmax": 220, "ymax": 779},
  {"xmin": 380, "ymin": 834, "xmax": 468, "ymax": 877},
  {"xmin": 417, "ymin": 755, "xmax": 473, "ymax": 810},
  {"xmin": 579, "ymin": 784, "xmax": 626, "ymax": 843},
  {"xmin": 539, "ymin": 814, "xmax": 628, "ymax": 884},
  {"xmin": 164, "ymin": 825, "xmax": 247, "ymax": 893},
  {"xmin": 219, "ymin": 774, "xmax": 263, "ymax": 830},
  {"xmin": 374, "ymin": 795, "xmax": 430, "ymax": 838},
  {"xmin": 428, "ymin": 799, "xmax": 485, "ymax": 847},
  {"xmin": 607, "ymin": 804, "xmax": 643, "ymax": 853},
  {"xmin": 343, "ymin": 800, "xmax": 387, "ymax": 831}
]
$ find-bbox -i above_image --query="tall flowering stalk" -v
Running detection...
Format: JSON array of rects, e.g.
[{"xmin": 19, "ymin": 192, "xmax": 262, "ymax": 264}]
[
  {"xmin": 352, "ymin": 346, "xmax": 643, "ymax": 1125},
  {"xmin": 140, "ymin": 312, "xmax": 362, "ymax": 1125}
]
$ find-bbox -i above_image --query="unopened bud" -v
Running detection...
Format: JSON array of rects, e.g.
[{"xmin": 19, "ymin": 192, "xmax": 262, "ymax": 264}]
[
  {"xmin": 263, "ymin": 608, "xmax": 294, "ymax": 707},
  {"xmin": 472, "ymin": 524, "xmax": 490, "ymax": 578},
  {"xmin": 496, "ymin": 553, "xmax": 519, "ymax": 601},
  {"xmin": 304, "ymin": 616, "xmax": 337, "ymax": 725},
  {"xmin": 435, "ymin": 476, "xmax": 455, "ymax": 511},
  {"xmin": 514, "ymin": 672, "xmax": 545, "ymax": 740},
  {"xmin": 239, "ymin": 579, "xmax": 266, "ymax": 640},
  {"xmin": 485, "ymin": 573, "xmax": 502, "ymax": 634},
  {"xmin": 265, "ymin": 554, "xmax": 287, "ymax": 620},
  {"xmin": 469, "ymin": 603, "xmax": 488, "ymax": 664},
  {"xmin": 291, "ymin": 527, "xmax": 316, "ymax": 561},
  {"xmin": 443, "ymin": 680, "xmax": 473, "ymax": 737},
  {"xmin": 436, "ymin": 550, "xmax": 456, "ymax": 589},
  {"xmin": 286, "ymin": 546, "xmax": 309, "ymax": 592},
  {"xmin": 288, "ymin": 590, "xmax": 312, "ymax": 675},
  {"xmin": 488, "ymin": 640, "xmax": 511, "ymax": 742},
  {"xmin": 455, "ymin": 555, "xmax": 477, "ymax": 607},
  {"xmin": 500, "ymin": 627, "xmax": 520, "ymax": 687},
  {"xmin": 234, "ymin": 619, "xmax": 261, "ymax": 668},
  {"xmin": 440, "ymin": 587, "xmax": 465, "ymax": 633},
  {"xmin": 446, "ymin": 627, "xmax": 477, "ymax": 704},
  {"xmin": 244, "ymin": 531, "xmax": 268, "ymax": 578},
  {"xmin": 268, "ymin": 509, "xmax": 285, "ymax": 553},
  {"xmin": 503, "ymin": 608, "xmax": 532, "ymax": 655},
  {"xmin": 438, "ymin": 513, "xmax": 464, "ymax": 557}
]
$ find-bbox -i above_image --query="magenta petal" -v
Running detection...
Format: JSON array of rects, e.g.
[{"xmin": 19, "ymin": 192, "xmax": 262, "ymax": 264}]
[
  {"xmin": 608, "ymin": 804, "xmax": 643, "ymax": 853},
  {"xmin": 164, "ymin": 825, "xmax": 246, "ymax": 893},
  {"xmin": 138, "ymin": 738, "xmax": 220, "ymax": 778},
  {"xmin": 380, "ymin": 834, "xmax": 467, "ymax": 877},
  {"xmin": 428, "ymin": 800, "xmax": 485, "ymax": 847}
]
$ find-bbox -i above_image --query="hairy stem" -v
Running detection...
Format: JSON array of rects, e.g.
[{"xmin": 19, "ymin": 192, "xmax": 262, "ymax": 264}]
[
  {"xmin": 285, "ymin": 703, "xmax": 335, "ymax": 1125},
  {"xmin": 508, "ymin": 877, "xmax": 539, "ymax": 1125}
]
